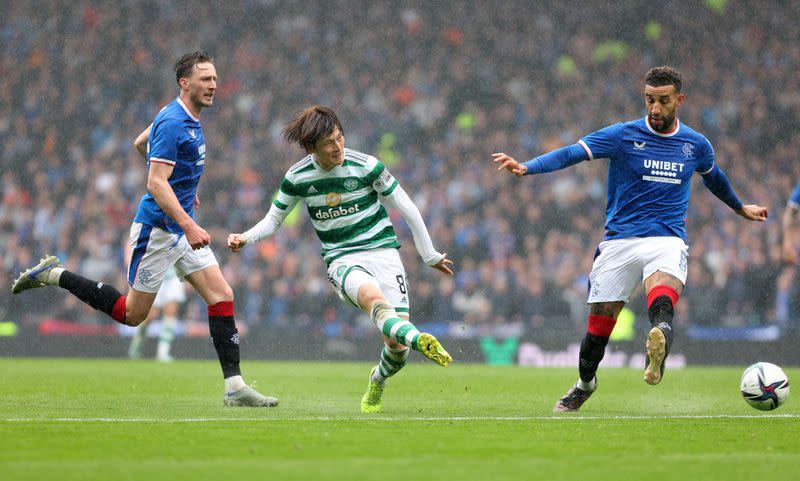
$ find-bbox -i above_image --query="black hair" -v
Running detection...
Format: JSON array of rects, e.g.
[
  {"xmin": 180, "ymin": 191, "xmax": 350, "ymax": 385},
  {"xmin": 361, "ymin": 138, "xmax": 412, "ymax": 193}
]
[
  {"xmin": 645, "ymin": 66, "xmax": 683, "ymax": 93},
  {"xmin": 282, "ymin": 106, "xmax": 344, "ymax": 153}
]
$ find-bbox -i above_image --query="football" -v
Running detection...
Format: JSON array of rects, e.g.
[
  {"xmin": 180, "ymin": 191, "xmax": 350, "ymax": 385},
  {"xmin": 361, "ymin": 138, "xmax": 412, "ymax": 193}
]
[{"xmin": 740, "ymin": 362, "xmax": 790, "ymax": 411}]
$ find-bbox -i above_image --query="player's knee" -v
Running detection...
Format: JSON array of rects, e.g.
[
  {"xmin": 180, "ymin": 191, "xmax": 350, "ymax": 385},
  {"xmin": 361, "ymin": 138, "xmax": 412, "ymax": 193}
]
[
  {"xmin": 124, "ymin": 309, "xmax": 149, "ymax": 327},
  {"xmin": 206, "ymin": 286, "xmax": 234, "ymax": 305},
  {"xmin": 360, "ymin": 288, "xmax": 386, "ymax": 310},
  {"xmin": 219, "ymin": 285, "xmax": 234, "ymax": 303}
]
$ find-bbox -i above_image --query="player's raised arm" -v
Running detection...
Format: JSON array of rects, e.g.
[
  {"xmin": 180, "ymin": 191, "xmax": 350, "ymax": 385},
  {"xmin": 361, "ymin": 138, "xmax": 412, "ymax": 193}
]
[
  {"xmin": 699, "ymin": 165, "xmax": 767, "ymax": 221},
  {"xmin": 493, "ymin": 143, "xmax": 589, "ymax": 177},
  {"xmin": 227, "ymin": 202, "xmax": 291, "ymax": 253},
  {"xmin": 380, "ymin": 183, "xmax": 453, "ymax": 276}
]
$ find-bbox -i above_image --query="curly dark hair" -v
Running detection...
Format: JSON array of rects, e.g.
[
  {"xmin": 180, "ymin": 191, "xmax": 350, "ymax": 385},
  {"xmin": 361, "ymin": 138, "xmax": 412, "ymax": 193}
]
[{"xmin": 645, "ymin": 66, "xmax": 683, "ymax": 93}]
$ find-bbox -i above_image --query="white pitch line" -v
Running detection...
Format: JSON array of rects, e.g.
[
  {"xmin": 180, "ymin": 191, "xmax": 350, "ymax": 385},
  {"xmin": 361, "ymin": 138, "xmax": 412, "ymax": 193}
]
[{"xmin": 2, "ymin": 414, "xmax": 799, "ymax": 423}]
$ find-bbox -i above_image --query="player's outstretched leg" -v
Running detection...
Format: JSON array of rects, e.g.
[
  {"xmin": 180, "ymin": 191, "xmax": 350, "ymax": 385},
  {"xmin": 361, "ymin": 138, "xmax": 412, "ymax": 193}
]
[
  {"xmin": 224, "ymin": 385, "xmax": 280, "ymax": 407},
  {"xmin": 553, "ymin": 377, "xmax": 597, "ymax": 412},
  {"xmin": 415, "ymin": 333, "xmax": 453, "ymax": 367},
  {"xmin": 644, "ymin": 326, "xmax": 670, "ymax": 385},
  {"xmin": 11, "ymin": 255, "xmax": 62, "ymax": 294},
  {"xmin": 370, "ymin": 300, "xmax": 453, "ymax": 367},
  {"xmin": 361, "ymin": 367, "xmax": 385, "ymax": 413},
  {"xmin": 13, "ymin": 254, "xmax": 129, "ymax": 325}
]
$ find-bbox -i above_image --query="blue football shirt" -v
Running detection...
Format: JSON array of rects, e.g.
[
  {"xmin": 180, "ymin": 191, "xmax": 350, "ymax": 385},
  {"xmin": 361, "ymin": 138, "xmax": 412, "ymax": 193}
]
[
  {"xmin": 133, "ymin": 98, "xmax": 206, "ymax": 234},
  {"xmin": 579, "ymin": 117, "xmax": 715, "ymax": 240}
]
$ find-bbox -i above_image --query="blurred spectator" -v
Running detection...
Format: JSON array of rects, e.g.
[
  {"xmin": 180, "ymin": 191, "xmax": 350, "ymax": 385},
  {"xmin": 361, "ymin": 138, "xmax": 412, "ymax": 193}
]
[{"xmin": 2, "ymin": 0, "xmax": 797, "ymax": 338}]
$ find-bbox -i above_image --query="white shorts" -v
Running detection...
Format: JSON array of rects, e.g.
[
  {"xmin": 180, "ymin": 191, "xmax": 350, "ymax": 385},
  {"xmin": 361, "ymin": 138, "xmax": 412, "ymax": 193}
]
[
  {"xmin": 127, "ymin": 222, "xmax": 218, "ymax": 294},
  {"xmin": 587, "ymin": 237, "xmax": 688, "ymax": 303},
  {"xmin": 153, "ymin": 268, "xmax": 187, "ymax": 308},
  {"xmin": 326, "ymin": 248, "xmax": 410, "ymax": 315}
]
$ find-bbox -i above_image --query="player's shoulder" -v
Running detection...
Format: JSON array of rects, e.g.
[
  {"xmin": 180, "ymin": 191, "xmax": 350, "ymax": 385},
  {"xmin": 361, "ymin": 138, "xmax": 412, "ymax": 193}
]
[
  {"xmin": 619, "ymin": 117, "xmax": 648, "ymax": 133},
  {"xmin": 343, "ymin": 148, "xmax": 378, "ymax": 168},
  {"xmin": 153, "ymin": 99, "xmax": 186, "ymax": 128},
  {"xmin": 587, "ymin": 120, "xmax": 630, "ymax": 138},
  {"xmin": 155, "ymin": 98, "xmax": 179, "ymax": 118},
  {"xmin": 676, "ymin": 120, "xmax": 707, "ymax": 140},
  {"xmin": 157, "ymin": 98, "xmax": 198, "ymax": 123},
  {"xmin": 286, "ymin": 154, "xmax": 315, "ymax": 177},
  {"xmin": 675, "ymin": 121, "xmax": 714, "ymax": 152}
]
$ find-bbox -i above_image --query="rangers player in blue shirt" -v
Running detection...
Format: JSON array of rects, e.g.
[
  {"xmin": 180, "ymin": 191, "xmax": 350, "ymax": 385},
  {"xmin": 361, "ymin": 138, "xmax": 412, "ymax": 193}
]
[
  {"xmin": 12, "ymin": 51, "xmax": 277, "ymax": 407},
  {"xmin": 494, "ymin": 66, "xmax": 768, "ymax": 412}
]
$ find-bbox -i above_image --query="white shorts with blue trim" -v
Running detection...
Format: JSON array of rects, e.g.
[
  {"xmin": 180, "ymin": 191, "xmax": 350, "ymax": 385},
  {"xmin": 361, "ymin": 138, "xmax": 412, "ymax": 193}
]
[
  {"xmin": 326, "ymin": 248, "xmax": 410, "ymax": 314},
  {"xmin": 127, "ymin": 222, "xmax": 218, "ymax": 294},
  {"xmin": 587, "ymin": 236, "xmax": 688, "ymax": 304},
  {"xmin": 153, "ymin": 267, "xmax": 187, "ymax": 308}
]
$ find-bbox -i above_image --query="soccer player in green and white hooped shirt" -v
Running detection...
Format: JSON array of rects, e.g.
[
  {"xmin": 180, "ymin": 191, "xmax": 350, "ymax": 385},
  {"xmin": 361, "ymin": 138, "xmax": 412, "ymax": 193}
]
[{"xmin": 228, "ymin": 106, "xmax": 454, "ymax": 413}]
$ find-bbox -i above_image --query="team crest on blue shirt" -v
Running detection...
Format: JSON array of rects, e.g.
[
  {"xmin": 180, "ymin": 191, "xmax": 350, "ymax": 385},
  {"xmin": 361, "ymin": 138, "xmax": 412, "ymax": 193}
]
[{"xmin": 682, "ymin": 143, "xmax": 694, "ymax": 159}]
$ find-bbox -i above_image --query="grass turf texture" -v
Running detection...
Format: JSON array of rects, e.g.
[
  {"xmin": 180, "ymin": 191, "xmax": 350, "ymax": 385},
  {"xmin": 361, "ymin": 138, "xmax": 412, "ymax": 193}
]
[{"xmin": 1, "ymin": 358, "xmax": 797, "ymax": 481}]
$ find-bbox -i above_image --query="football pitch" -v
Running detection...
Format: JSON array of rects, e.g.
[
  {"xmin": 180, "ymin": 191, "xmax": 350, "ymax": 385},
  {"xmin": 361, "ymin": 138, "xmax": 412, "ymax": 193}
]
[{"xmin": 1, "ymin": 358, "xmax": 797, "ymax": 481}]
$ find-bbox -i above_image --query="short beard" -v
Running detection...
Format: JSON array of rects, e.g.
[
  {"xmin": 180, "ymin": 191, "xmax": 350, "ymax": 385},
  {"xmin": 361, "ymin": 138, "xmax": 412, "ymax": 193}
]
[{"xmin": 651, "ymin": 113, "xmax": 676, "ymax": 133}]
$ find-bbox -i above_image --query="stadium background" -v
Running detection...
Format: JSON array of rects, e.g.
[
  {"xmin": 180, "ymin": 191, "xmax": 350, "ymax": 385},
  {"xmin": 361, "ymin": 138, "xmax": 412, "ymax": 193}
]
[{"xmin": 1, "ymin": 0, "xmax": 799, "ymax": 365}]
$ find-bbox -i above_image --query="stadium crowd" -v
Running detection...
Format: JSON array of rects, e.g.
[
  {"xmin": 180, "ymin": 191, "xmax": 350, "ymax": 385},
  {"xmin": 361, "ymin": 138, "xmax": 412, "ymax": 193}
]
[{"xmin": 2, "ymin": 1, "xmax": 799, "ymax": 340}]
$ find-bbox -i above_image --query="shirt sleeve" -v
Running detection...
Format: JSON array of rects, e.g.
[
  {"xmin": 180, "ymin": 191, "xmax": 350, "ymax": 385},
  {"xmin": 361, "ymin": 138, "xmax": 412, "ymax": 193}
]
[
  {"xmin": 700, "ymin": 165, "xmax": 743, "ymax": 211},
  {"xmin": 243, "ymin": 183, "xmax": 299, "ymax": 245},
  {"xmin": 243, "ymin": 202, "xmax": 290, "ymax": 245},
  {"xmin": 694, "ymin": 136, "xmax": 716, "ymax": 174},
  {"xmin": 276, "ymin": 176, "xmax": 300, "ymax": 207},
  {"xmin": 578, "ymin": 122, "xmax": 624, "ymax": 160},
  {"xmin": 522, "ymin": 143, "xmax": 589, "ymax": 175},
  {"xmin": 368, "ymin": 160, "xmax": 399, "ymax": 197},
  {"xmin": 148, "ymin": 119, "xmax": 180, "ymax": 166},
  {"xmin": 381, "ymin": 184, "xmax": 443, "ymax": 266}
]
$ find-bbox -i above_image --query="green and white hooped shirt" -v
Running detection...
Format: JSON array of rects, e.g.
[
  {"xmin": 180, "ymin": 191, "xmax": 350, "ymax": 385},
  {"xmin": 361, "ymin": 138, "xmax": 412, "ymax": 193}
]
[{"xmin": 243, "ymin": 148, "xmax": 443, "ymax": 266}]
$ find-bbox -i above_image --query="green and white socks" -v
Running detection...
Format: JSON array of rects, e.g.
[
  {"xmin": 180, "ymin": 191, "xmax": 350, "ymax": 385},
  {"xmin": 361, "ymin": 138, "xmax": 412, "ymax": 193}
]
[
  {"xmin": 370, "ymin": 300, "xmax": 422, "ymax": 349},
  {"xmin": 372, "ymin": 345, "xmax": 410, "ymax": 385}
]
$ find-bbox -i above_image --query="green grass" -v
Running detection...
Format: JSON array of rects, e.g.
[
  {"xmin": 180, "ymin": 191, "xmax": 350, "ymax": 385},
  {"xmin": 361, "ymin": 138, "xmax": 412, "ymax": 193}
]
[{"xmin": 0, "ymin": 358, "xmax": 797, "ymax": 481}]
